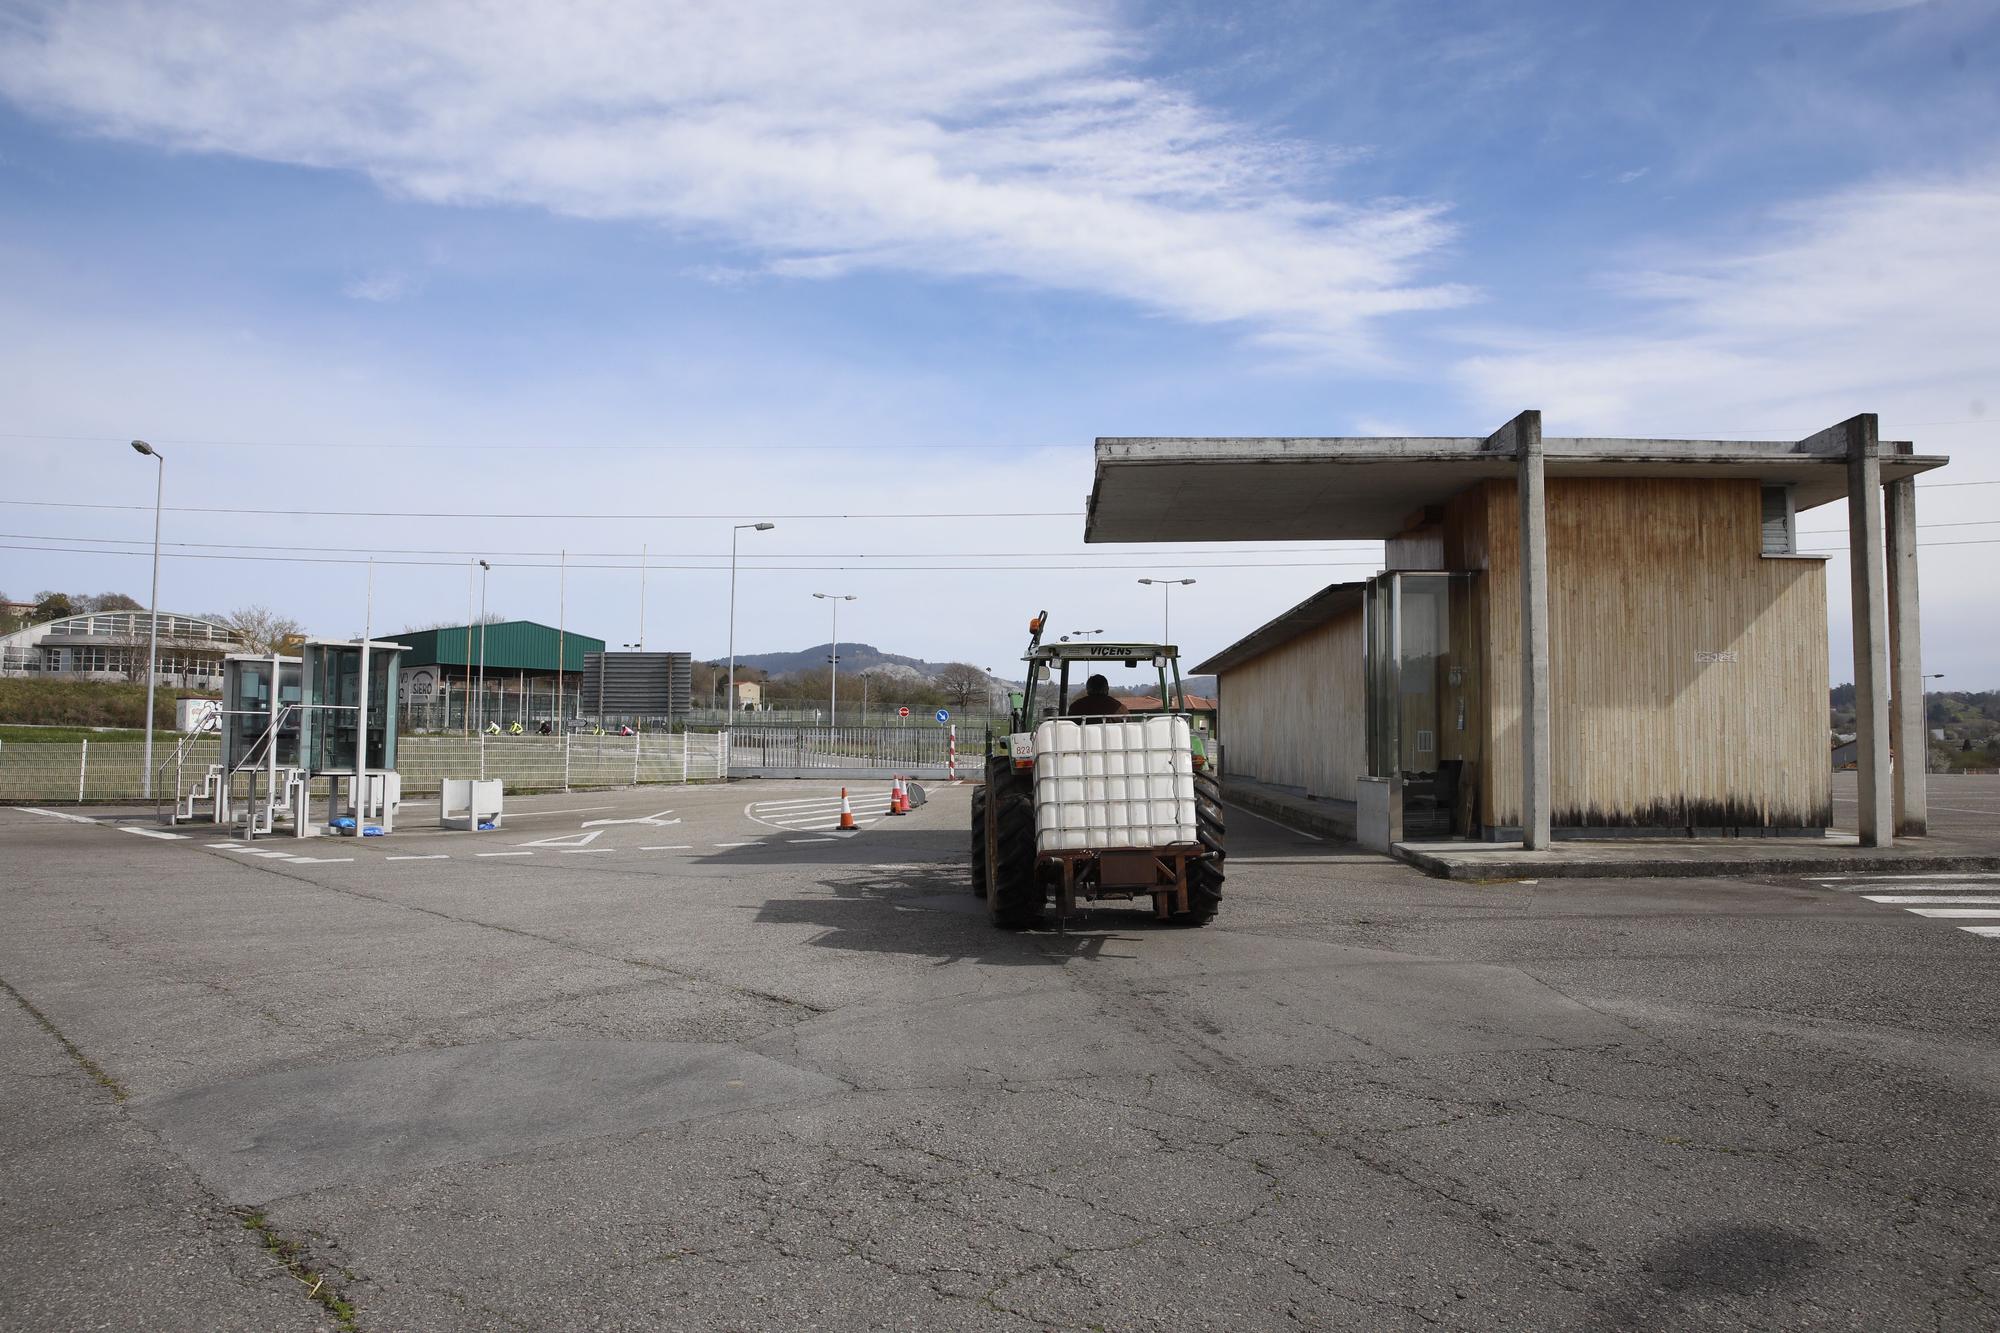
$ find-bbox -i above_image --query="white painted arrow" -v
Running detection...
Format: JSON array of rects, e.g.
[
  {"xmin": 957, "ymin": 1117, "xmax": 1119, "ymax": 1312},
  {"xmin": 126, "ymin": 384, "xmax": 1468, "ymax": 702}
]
[
  {"xmin": 581, "ymin": 809, "xmax": 680, "ymax": 829},
  {"xmin": 516, "ymin": 828, "xmax": 604, "ymax": 849}
]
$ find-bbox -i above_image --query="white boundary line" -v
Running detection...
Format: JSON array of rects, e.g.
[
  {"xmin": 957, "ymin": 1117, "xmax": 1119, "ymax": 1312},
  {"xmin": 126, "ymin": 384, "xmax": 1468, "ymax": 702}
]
[{"xmin": 17, "ymin": 807, "xmax": 95, "ymax": 824}]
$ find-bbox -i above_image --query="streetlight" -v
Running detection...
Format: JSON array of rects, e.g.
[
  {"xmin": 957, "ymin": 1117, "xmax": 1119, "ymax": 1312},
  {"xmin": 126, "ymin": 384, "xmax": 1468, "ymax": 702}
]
[
  {"xmin": 476, "ymin": 560, "xmax": 491, "ymax": 732},
  {"xmin": 1070, "ymin": 628, "xmax": 1104, "ymax": 641},
  {"xmin": 813, "ymin": 593, "xmax": 857, "ymax": 722},
  {"xmin": 1922, "ymin": 672, "xmax": 1945, "ymax": 773},
  {"xmin": 1136, "ymin": 578, "xmax": 1196, "ymax": 644},
  {"xmin": 728, "ymin": 522, "xmax": 775, "ymax": 722},
  {"xmin": 130, "ymin": 440, "xmax": 164, "ymax": 798}
]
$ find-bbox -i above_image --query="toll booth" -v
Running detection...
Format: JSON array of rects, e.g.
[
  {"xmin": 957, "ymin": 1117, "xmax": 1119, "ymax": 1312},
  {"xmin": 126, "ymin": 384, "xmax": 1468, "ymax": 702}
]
[
  {"xmin": 300, "ymin": 638, "xmax": 409, "ymax": 835},
  {"xmin": 221, "ymin": 653, "xmax": 302, "ymax": 774}
]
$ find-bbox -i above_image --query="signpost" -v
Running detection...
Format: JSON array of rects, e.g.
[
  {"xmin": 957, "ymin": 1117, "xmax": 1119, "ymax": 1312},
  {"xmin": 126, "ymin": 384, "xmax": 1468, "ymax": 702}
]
[
  {"xmin": 936, "ymin": 709, "xmax": 950, "ymax": 723},
  {"xmin": 898, "ymin": 706, "xmax": 910, "ymax": 718}
]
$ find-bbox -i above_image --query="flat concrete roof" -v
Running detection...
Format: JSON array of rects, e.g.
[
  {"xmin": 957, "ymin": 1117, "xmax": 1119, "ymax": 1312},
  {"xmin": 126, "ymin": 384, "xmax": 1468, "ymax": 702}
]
[
  {"xmin": 1086, "ymin": 434, "xmax": 1948, "ymax": 543},
  {"xmin": 1193, "ymin": 581, "xmax": 1366, "ymax": 676}
]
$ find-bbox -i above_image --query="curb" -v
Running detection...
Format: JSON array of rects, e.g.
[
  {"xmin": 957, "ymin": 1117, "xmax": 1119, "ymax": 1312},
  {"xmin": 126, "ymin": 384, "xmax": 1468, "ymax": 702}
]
[{"xmin": 1394, "ymin": 845, "xmax": 2000, "ymax": 881}]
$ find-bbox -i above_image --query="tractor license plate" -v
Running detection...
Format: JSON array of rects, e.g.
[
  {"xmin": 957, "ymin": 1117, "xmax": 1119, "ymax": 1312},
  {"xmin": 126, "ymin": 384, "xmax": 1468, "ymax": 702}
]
[{"xmin": 1099, "ymin": 852, "xmax": 1157, "ymax": 888}]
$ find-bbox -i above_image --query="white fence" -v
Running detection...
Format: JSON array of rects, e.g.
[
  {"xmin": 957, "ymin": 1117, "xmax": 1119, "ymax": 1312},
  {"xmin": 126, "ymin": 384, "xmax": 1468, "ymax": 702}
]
[{"xmin": 0, "ymin": 732, "xmax": 729, "ymax": 804}]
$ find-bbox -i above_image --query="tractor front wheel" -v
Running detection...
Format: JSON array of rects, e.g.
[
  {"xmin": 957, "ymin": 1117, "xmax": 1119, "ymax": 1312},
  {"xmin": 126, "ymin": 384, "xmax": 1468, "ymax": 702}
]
[{"xmin": 969, "ymin": 785, "xmax": 989, "ymax": 898}]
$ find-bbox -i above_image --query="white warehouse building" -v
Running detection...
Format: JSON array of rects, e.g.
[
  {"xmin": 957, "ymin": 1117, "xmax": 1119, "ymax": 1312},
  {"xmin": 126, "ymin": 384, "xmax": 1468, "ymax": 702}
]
[{"xmin": 0, "ymin": 610, "xmax": 248, "ymax": 691}]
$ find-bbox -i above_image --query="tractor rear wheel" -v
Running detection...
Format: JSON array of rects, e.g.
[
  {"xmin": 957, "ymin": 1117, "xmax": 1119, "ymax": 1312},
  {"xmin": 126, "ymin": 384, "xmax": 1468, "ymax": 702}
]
[
  {"xmin": 989, "ymin": 791, "xmax": 1043, "ymax": 929},
  {"xmin": 1175, "ymin": 773, "xmax": 1225, "ymax": 926},
  {"xmin": 969, "ymin": 785, "xmax": 989, "ymax": 898}
]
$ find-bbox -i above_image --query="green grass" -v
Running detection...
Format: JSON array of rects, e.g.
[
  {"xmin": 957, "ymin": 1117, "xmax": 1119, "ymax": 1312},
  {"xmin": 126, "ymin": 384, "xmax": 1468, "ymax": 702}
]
[
  {"xmin": 237, "ymin": 1210, "xmax": 361, "ymax": 1331},
  {"xmin": 0, "ymin": 678, "xmax": 205, "ymax": 729},
  {"xmin": 0, "ymin": 724, "xmax": 152, "ymax": 744}
]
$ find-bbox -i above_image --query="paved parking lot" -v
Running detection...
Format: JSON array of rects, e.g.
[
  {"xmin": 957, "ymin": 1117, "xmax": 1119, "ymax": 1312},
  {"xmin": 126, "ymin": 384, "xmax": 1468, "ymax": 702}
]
[{"xmin": 3, "ymin": 781, "xmax": 1998, "ymax": 1330}]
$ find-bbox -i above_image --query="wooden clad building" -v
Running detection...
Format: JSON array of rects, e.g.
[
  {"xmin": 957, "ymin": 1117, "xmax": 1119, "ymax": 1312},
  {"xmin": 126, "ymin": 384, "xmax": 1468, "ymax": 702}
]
[{"xmin": 1094, "ymin": 414, "xmax": 1947, "ymax": 847}]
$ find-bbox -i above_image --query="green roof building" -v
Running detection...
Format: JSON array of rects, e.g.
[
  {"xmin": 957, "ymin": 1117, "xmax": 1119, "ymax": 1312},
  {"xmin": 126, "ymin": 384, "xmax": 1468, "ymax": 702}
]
[{"xmin": 398, "ymin": 621, "xmax": 604, "ymax": 679}]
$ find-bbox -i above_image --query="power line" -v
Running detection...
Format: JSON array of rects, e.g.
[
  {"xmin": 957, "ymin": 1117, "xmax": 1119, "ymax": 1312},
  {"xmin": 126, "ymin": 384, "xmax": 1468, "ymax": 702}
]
[
  {"xmin": 0, "ymin": 531, "xmax": 1386, "ymax": 559},
  {"xmin": 0, "ymin": 431, "xmax": 1057, "ymax": 453},
  {"xmin": 0, "ymin": 500, "xmax": 1085, "ymax": 521},
  {"xmin": 0, "ymin": 540, "xmax": 1389, "ymax": 572}
]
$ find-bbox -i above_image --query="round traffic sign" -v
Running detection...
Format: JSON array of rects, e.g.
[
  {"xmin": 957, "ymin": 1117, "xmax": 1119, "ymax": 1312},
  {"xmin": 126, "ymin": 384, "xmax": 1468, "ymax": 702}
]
[
  {"xmin": 898, "ymin": 706, "xmax": 910, "ymax": 718},
  {"xmin": 935, "ymin": 709, "xmax": 950, "ymax": 723}
]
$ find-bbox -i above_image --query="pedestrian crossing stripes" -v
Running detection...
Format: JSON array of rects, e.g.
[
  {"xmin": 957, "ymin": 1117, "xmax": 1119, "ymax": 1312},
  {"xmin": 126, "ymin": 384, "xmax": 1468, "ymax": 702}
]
[{"xmin": 1811, "ymin": 872, "xmax": 2000, "ymax": 942}]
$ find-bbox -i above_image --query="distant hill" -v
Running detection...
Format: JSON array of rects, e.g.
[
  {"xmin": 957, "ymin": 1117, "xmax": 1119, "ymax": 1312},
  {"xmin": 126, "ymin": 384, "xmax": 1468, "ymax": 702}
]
[{"xmin": 731, "ymin": 642, "xmax": 963, "ymax": 678}]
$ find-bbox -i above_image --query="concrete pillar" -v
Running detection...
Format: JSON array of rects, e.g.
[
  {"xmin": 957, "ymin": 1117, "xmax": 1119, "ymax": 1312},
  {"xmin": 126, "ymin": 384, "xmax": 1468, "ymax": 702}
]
[
  {"xmin": 1886, "ymin": 474, "xmax": 1927, "ymax": 836},
  {"xmin": 1490, "ymin": 410, "xmax": 1551, "ymax": 848},
  {"xmin": 1843, "ymin": 415, "xmax": 1893, "ymax": 847}
]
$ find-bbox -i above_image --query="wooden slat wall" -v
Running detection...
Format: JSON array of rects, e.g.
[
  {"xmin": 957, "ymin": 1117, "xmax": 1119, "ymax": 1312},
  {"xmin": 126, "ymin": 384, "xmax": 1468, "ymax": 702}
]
[
  {"xmin": 1217, "ymin": 608, "xmax": 1365, "ymax": 802},
  {"xmin": 1455, "ymin": 477, "xmax": 1831, "ymax": 830}
]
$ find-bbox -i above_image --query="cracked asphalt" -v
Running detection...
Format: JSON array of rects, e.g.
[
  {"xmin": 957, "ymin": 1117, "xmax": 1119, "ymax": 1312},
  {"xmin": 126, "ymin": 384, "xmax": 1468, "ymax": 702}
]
[{"xmin": 2, "ymin": 784, "xmax": 1997, "ymax": 1330}]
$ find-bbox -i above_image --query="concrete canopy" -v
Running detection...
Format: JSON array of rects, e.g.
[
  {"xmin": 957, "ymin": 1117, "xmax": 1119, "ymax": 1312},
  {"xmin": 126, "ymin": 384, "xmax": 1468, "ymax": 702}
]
[{"xmin": 1084, "ymin": 433, "xmax": 1948, "ymax": 543}]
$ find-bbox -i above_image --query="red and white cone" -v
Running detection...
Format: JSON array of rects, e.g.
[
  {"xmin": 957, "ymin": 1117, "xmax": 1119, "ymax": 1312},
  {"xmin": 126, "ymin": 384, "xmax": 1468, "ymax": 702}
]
[
  {"xmin": 838, "ymin": 787, "xmax": 857, "ymax": 831},
  {"xmin": 888, "ymin": 777, "xmax": 908, "ymax": 815}
]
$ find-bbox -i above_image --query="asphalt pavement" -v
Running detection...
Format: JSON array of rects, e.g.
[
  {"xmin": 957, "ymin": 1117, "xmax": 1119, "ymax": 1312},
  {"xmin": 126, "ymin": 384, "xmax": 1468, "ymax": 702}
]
[{"xmin": 2, "ymin": 780, "xmax": 1996, "ymax": 1330}]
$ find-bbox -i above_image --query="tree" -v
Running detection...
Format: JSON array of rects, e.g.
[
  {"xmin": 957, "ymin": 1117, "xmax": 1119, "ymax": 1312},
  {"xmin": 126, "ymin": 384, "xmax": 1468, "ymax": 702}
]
[
  {"xmin": 223, "ymin": 604, "xmax": 306, "ymax": 655},
  {"xmin": 32, "ymin": 591, "xmax": 76, "ymax": 622},
  {"xmin": 933, "ymin": 662, "xmax": 991, "ymax": 714},
  {"xmin": 84, "ymin": 592, "xmax": 144, "ymax": 612}
]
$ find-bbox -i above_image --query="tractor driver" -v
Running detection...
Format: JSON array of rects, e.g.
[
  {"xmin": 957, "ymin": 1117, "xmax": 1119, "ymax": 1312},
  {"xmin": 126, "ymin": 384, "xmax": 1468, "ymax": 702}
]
[{"xmin": 1067, "ymin": 673, "xmax": 1128, "ymax": 717}]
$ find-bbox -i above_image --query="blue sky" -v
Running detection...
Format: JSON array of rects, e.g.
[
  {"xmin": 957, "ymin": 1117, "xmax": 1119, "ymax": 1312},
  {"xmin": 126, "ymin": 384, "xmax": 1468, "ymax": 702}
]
[{"xmin": 1, "ymin": 0, "xmax": 1995, "ymax": 684}]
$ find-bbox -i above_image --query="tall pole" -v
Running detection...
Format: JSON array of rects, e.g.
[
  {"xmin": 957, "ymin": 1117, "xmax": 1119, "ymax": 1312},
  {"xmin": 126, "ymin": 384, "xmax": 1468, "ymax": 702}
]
[
  {"xmin": 729, "ymin": 524, "xmax": 774, "ymax": 723},
  {"xmin": 464, "ymin": 559, "xmax": 475, "ymax": 736},
  {"xmin": 557, "ymin": 549, "xmax": 567, "ymax": 726},
  {"xmin": 813, "ymin": 592, "xmax": 856, "ymax": 723},
  {"xmin": 1137, "ymin": 578, "xmax": 1195, "ymax": 645},
  {"xmin": 477, "ymin": 561, "xmax": 491, "ymax": 733},
  {"xmin": 131, "ymin": 442, "xmax": 165, "ymax": 799},
  {"xmin": 354, "ymin": 558, "xmax": 373, "ymax": 820}
]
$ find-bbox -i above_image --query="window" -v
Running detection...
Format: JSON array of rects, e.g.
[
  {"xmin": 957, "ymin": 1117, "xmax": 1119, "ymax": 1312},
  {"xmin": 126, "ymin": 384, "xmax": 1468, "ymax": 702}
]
[{"xmin": 1760, "ymin": 484, "xmax": 1795, "ymax": 555}]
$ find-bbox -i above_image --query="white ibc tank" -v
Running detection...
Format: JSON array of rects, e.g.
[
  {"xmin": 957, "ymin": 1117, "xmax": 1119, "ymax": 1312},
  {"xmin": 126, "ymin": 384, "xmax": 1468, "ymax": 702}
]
[{"xmin": 1032, "ymin": 716, "xmax": 1196, "ymax": 853}]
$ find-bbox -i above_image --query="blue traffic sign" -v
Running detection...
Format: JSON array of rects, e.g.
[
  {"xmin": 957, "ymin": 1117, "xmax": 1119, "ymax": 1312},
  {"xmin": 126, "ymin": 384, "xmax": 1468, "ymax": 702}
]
[{"xmin": 935, "ymin": 709, "xmax": 950, "ymax": 723}]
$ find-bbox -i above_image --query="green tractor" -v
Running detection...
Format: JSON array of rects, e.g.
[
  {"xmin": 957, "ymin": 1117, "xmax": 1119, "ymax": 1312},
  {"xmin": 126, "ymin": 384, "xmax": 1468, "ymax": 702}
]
[{"xmin": 970, "ymin": 611, "xmax": 1224, "ymax": 929}]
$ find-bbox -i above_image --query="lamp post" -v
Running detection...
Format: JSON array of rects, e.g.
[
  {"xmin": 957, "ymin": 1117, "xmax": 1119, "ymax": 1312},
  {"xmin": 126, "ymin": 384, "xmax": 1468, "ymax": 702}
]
[
  {"xmin": 130, "ymin": 440, "xmax": 164, "ymax": 798},
  {"xmin": 1922, "ymin": 672, "xmax": 1945, "ymax": 773},
  {"xmin": 813, "ymin": 593, "xmax": 857, "ymax": 722},
  {"xmin": 728, "ymin": 522, "xmax": 774, "ymax": 723},
  {"xmin": 1136, "ymin": 578, "xmax": 1195, "ymax": 644},
  {"xmin": 476, "ymin": 560, "xmax": 491, "ymax": 732},
  {"xmin": 1070, "ymin": 628, "xmax": 1104, "ymax": 641}
]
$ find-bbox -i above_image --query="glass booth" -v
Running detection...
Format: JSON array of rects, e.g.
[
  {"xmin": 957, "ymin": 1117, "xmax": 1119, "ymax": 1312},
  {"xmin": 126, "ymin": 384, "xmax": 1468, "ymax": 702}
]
[
  {"xmin": 299, "ymin": 639, "xmax": 405, "ymax": 774},
  {"xmin": 1364, "ymin": 572, "xmax": 1481, "ymax": 838}
]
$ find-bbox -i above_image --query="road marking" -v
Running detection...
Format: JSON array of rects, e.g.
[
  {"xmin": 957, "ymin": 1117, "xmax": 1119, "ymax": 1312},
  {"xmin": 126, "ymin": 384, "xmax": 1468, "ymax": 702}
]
[
  {"xmin": 748, "ymin": 794, "xmax": 876, "ymax": 808},
  {"xmin": 287, "ymin": 856, "xmax": 355, "ymax": 864},
  {"xmin": 476, "ymin": 851, "xmax": 533, "ymax": 857},
  {"xmin": 1962, "ymin": 926, "xmax": 2000, "ymax": 938},
  {"xmin": 1811, "ymin": 873, "xmax": 2000, "ymax": 883},
  {"xmin": 1905, "ymin": 908, "xmax": 2000, "ymax": 919},
  {"xmin": 559, "ymin": 848, "xmax": 615, "ymax": 854},
  {"xmin": 516, "ymin": 829, "xmax": 603, "ymax": 849},
  {"xmin": 714, "ymin": 841, "xmax": 762, "ymax": 848},
  {"xmin": 120, "ymin": 826, "xmax": 189, "ymax": 840},
  {"xmin": 18, "ymin": 807, "xmax": 95, "ymax": 823},
  {"xmin": 1863, "ymin": 895, "xmax": 2000, "ymax": 905},
  {"xmin": 582, "ymin": 808, "xmax": 679, "ymax": 828},
  {"xmin": 1229, "ymin": 804, "xmax": 1324, "ymax": 843},
  {"xmin": 789, "ymin": 837, "xmax": 837, "ymax": 843},
  {"xmin": 641, "ymin": 844, "xmax": 692, "ymax": 850},
  {"xmin": 387, "ymin": 854, "xmax": 449, "ymax": 861},
  {"xmin": 494, "ymin": 805, "xmax": 620, "ymax": 820}
]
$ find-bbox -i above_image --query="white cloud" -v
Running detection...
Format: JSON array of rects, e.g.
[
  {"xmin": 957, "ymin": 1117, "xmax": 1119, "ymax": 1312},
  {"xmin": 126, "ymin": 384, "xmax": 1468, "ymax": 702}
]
[
  {"xmin": 0, "ymin": 0, "xmax": 1468, "ymax": 361},
  {"xmin": 1453, "ymin": 167, "xmax": 2000, "ymax": 437},
  {"xmin": 342, "ymin": 272, "xmax": 410, "ymax": 303}
]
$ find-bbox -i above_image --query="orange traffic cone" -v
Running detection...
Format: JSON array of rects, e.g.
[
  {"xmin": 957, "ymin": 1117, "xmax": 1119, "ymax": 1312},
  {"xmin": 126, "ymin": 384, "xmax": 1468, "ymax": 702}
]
[
  {"xmin": 838, "ymin": 787, "xmax": 857, "ymax": 831},
  {"xmin": 888, "ymin": 777, "xmax": 908, "ymax": 815}
]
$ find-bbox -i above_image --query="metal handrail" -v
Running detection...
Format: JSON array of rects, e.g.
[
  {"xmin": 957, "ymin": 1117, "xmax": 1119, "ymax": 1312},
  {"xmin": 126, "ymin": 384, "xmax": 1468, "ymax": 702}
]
[{"xmin": 153, "ymin": 703, "xmax": 302, "ymax": 824}]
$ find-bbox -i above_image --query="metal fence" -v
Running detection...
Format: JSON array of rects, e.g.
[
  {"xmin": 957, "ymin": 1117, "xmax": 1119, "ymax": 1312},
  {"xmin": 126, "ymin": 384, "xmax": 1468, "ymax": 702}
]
[
  {"xmin": 724, "ymin": 724, "xmax": 989, "ymax": 774},
  {"xmin": 0, "ymin": 732, "xmax": 730, "ymax": 804}
]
